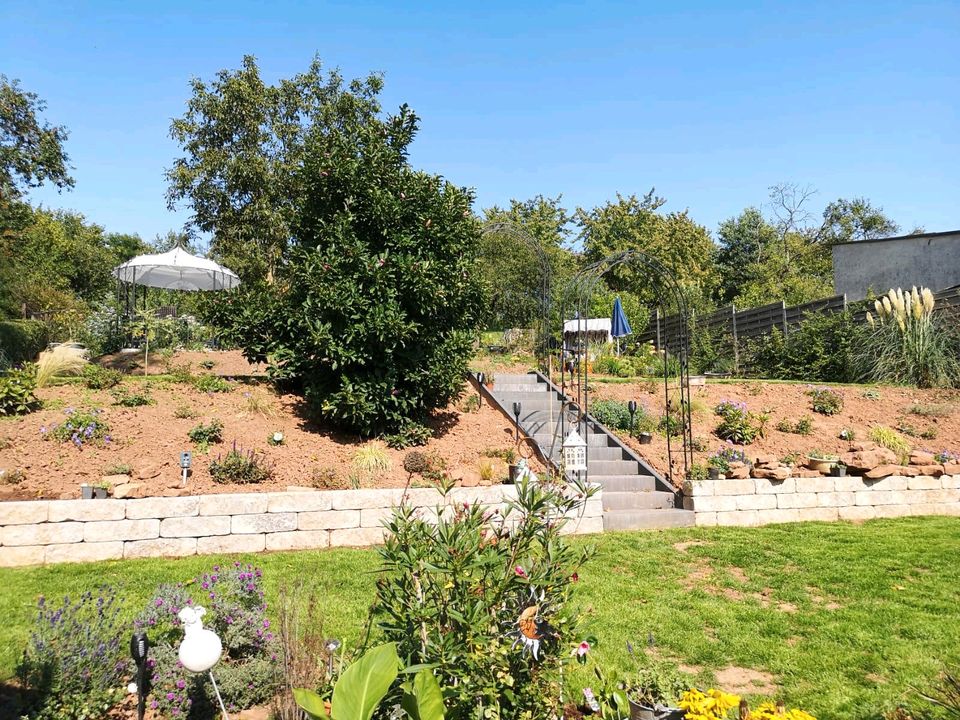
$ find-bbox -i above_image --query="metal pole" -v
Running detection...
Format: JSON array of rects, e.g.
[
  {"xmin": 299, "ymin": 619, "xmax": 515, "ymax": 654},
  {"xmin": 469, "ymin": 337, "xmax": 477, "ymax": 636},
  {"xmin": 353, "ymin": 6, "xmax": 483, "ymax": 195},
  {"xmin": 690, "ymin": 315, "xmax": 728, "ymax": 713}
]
[{"xmin": 208, "ymin": 671, "xmax": 231, "ymax": 720}]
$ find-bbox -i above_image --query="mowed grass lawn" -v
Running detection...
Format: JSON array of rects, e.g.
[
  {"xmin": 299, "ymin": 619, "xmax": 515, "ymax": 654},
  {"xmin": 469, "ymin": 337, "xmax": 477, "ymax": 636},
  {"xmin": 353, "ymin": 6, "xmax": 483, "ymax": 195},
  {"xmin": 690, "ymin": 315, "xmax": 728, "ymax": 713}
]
[{"xmin": 2, "ymin": 517, "xmax": 959, "ymax": 719}]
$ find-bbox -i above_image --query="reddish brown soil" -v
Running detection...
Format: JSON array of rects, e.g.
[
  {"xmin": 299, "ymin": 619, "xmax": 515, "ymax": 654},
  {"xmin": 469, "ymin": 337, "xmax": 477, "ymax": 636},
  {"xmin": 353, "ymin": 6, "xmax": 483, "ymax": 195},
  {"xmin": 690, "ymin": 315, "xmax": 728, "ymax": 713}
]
[
  {"xmin": 0, "ymin": 351, "xmax": 535, "ymax": 501},
  {"xmin": 591, "ymin": 379, "xmax": 960, "ymax": 484}
]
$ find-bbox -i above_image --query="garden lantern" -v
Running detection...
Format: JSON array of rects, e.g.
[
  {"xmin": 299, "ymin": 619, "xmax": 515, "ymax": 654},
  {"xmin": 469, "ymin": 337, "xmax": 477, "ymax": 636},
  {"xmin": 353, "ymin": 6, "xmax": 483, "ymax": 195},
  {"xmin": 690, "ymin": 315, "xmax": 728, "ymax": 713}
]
[
  {"xmin": 512, "ymin": 401, "xmax": 522, "ymax": 442},
  {"xmin": 178, "ymin": 606, "xmax": 230, "ymax": 719},
  {"xmin": 562, "ymin": 428, "xmax": 587, "ymax": 475},
  {"xmin": 130, "ymin": 632, "xmax": 149, "ymax": 720},
  {"xmin": 627, "ymin": 400, "xmax": 638, "ymax": 434},
  {"xmin": 179, "ymin": 451, "xmax": 192, "ymax": 487}
]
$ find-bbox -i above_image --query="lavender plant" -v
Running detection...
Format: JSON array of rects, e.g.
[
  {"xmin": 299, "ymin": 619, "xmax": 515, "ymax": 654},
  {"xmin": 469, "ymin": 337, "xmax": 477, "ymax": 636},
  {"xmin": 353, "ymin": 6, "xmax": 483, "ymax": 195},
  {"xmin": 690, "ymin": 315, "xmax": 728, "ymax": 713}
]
[
  {"xmin": 16, "ymin": 587, "xmax": 129, "ymax": 719},
  {"xmin": 42, "ymin": 407, "xmax": 110, "ymax": 448}
]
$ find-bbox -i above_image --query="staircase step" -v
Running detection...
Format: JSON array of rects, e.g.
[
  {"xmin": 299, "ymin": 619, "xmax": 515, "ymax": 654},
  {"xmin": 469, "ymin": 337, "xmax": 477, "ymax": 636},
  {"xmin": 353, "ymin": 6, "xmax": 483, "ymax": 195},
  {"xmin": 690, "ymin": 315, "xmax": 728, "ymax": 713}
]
[
  {"xmin": 493, "ymin": 374, "xmax": 541, "ymax": 385},
  {"xmin": 543, "ymin": 445, "xmax": 626, "ymax": 462},
  {"xmin": 592, "ymin": 475, "xmax": 657, "ymax": 492},
  {"xmin": 602, "ymin": 490, "xmax": 676, "ymax": 511},
  {"xmin": 588, "ymin": 459, "xmax": 642, "ymax": 476},
  {"xmin": 602, "ymin": 508, "xmax": 696, "ymax": 531},
  {"xmin": 534, "ymin": 433, "xmax": 612, "ymax": 448},
  {"xmin": 494, "ymin": 383, "xmax": 549, "ymax": 393}
]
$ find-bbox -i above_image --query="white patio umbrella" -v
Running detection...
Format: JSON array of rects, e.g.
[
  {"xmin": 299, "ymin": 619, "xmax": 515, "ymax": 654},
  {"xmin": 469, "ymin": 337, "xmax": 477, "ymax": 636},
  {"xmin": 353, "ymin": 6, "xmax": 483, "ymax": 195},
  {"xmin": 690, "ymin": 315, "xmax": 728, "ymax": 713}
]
[
  {"xmin": 112, "ymin": 247, "xmax": 240, "ymax": 291},
  {"xmin": 112, "ymin": 248, "xmax": 240, "ymax": 373}
]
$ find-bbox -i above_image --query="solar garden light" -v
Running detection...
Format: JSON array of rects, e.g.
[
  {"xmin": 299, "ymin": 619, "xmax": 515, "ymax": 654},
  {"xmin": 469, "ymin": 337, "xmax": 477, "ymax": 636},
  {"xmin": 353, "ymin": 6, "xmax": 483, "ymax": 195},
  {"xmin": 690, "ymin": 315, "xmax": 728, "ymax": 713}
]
[
  {"xmin": 178, "ymin": 606, "xmax": 229, "ymax": 720},
  {"xmin": 563, "ymin": 428, "xmax": 588, "ymax": 480},
  {"xmin": 324, "ymin": 638, "xmax": 342, "ymax": 676},
  {"xmin": 476, "ymin": 372, "xmax": 485, "ymax": 407},
  {"xmin": 512, "ymin": 401, "xmax": 522, "ymax": 443},
  {"xmin": 179, "ymin": 451, "xmax": 192, "ymax": 487},
  {"xmin": 129, "ymin": 632, "xmax": 149, "ymax": 720},
  {"xmin": 627, "ymin": 400, "xmax": 638, "ymax": 434}
]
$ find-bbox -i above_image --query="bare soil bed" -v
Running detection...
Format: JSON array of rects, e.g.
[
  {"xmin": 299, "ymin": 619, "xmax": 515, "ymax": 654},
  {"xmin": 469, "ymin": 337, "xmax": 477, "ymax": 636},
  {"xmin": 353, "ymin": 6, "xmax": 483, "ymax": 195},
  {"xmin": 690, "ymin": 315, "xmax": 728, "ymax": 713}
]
[
  {"xmin": 591, "ymin": 378, "xmax": 960, "ymax": 484},
  {"xmin": 0, "ymin": 351, "xmax": 533, "ymax": 501}
]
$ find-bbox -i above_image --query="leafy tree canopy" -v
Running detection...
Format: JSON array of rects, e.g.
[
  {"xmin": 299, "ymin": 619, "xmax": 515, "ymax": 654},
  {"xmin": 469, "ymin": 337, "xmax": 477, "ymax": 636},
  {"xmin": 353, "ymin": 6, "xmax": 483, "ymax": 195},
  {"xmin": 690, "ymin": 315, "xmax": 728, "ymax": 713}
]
[
  {"xmin": 815, "ymin": 197, "xmax": 900, "ymax": 245},
  {"xmin": 0, "ymin": 75, "xmax": 73, "ymax": 203},
  {"xmin": 205, "ymin": 60, "xmax": 483, "ymax": 435}
]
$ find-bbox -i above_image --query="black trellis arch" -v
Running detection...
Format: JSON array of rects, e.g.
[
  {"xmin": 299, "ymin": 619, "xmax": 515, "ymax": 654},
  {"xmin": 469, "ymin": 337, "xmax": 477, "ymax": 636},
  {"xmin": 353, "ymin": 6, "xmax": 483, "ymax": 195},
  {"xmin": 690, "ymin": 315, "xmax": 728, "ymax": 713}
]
[
  {"xmin": 557, "ymin": 249, "xmax": 694, "ymax": 485},
  {"xmin": 480, "ymin": 222, "xmax": 553, "ymax": 374}
]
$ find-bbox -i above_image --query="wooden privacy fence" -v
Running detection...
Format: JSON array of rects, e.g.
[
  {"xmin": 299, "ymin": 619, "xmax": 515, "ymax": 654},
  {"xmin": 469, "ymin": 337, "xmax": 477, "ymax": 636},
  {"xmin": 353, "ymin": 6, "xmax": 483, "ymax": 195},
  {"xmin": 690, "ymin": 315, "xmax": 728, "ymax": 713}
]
[{"xmin": 640, "ymin": 285, "xmax": 960, "ymax": 372}]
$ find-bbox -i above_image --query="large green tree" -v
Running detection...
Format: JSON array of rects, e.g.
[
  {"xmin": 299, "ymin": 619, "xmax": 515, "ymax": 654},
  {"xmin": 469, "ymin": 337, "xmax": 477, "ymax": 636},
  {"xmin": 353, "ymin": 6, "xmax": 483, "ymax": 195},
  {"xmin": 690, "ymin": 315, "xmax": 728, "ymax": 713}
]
[
  {"xmin": 0, "ymin": 75, "xmax": 73, "ymax": 204},
  {"xmin": 713, "ymin": 207, "xmax": 777, "ymax": 305},
  {"xmin": 815, "ymin": 197, "xmax": 900, "ymax": 245},
  {"xmin": 576, "ymin": 190, "xmax": 716, "ymax": 313},
  {"xmin": 166, "ymin": 55, "xmax": 346, "ymax": 283},
  {"xmin": 206, "ymin": 65, "xmax": 483, "ymax": 435}
]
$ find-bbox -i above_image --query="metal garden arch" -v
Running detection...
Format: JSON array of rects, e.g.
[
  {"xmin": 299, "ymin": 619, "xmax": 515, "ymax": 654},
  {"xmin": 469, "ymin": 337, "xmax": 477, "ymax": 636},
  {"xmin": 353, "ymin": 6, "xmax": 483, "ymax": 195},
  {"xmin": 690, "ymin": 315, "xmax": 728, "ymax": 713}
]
[{"xmin": 557, "ymin": 249, "xmax": 694, "ymax": 485}]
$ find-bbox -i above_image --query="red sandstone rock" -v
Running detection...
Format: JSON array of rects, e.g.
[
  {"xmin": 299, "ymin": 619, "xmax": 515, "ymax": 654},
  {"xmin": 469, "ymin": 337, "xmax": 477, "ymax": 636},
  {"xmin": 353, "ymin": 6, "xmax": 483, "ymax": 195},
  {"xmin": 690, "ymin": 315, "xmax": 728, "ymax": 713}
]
[
  {"xmin": 944, "ymin": 463, "xmax": 960, "ymax": 475},
  {"xmin": 729, "ymin": 466, "xmax": 751, "ymax": 479},
  {"xmin": 752, "ymin": 467, "xmax": 790, "ymax": 480},
  {"xmin": 864, "ymin": 464, "xmax": 901, "ymax": 479},
  {"xmin": 909, "ymin": 450, "xmax": 936, "ymax": 466}
]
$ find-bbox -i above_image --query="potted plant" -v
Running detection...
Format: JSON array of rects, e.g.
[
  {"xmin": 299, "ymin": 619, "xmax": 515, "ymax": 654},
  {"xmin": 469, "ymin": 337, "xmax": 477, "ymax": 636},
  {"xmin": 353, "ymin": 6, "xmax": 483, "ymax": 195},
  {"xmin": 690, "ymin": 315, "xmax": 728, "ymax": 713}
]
[
  {"xmin": 637, "ymin": 431, "xmax": 653, "ymax": 445},
  {"xmin": 807, "ymin": 450, "xmax": 839, "ymax": 474},
  {"xmin": 485, "ymin": 372, "xmax": 496, "ymax": 388},
  {"xmin": 624, "ymin": 660, "xmax": 690, "ymax": 720},
  {"xmin": 831, "ymin": 461, "xmax": 848, "ymax": 477},
  {"xmin": 81, "ymin": 482, "xmax": 109, "ymax": 500}
]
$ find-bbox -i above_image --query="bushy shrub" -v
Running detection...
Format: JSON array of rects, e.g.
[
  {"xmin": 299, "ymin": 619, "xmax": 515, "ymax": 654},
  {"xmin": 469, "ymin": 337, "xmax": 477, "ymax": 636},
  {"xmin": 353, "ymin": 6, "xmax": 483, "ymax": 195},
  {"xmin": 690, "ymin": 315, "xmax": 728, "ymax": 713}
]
[
  {"xmin": 188, "ymin": 418, "xmax": 224, "ymax": 450},
  {"xmin": 81, "ymin": 364, "xmax": 122, "ymax": 389},
  {"xmin": 16, "ymin": 588, "xmax": 128, "ymax": 720},
  {"xmin": 373, "ymin": 477, "xmax": 595, "ymax": 720},
  {"xmin": 857, "ymin": 287, "xmax": 960, "ymax": 388},
  {"xmin": 591, "ymin": 399, "xmax": 632, "ymax": 431},
  {"xmin": 0, "ymin": 319, "xmax": 49, "ymax": 365},
  {"xmin": 742, "ymin": 312, "xmax": 857, "ymax": 383},
  {"xmin": 43, "ymin": 408, "xmax": 110, "ymax": 448},
  {"xmin": 383, "ymin": 420, "xmax": 433, "ymax": 449},
  {"xmin": 209, "ymin": 443, "xmax": 273, "ymax": 484},
  {"xmin": 807, "ymin": 387, "xmax": 843, "ymax": 415},
  {"xmin": 194, "ymin": 373, "xmax": 231, "ymax": 393},
  {"xmin": 777, "ymin": 416, "xmax": 813, "ymax": 435},
  {"xmin": 135, "ymin": 563, "xmax": 279, "ymax": 717},
  {"xmin": 0, "ymin": 365, "xmax": 39, "ymax": 415},
  {"xmin": 714, "ymin": 400, "xmax": 765, "ymax": 445},
  {"xmin": 202, "ymin": 82, "xmax": 484, "ymax": 436},
  {"xmin": 112, "ymin": 385, "xmax": 153, "ymax": 407}
]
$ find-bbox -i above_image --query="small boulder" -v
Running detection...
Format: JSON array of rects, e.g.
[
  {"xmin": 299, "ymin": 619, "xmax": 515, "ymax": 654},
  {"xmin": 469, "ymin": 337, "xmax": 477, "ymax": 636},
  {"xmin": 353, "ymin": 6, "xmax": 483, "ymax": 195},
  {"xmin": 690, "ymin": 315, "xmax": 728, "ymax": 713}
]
[
  {"xmin": 453, "ymin": 468, "xmax": 482, "ymax": 488},
  {"xmin": 909, "ymin": 450, "xmax": 936, "ymax": 466},
  {"xmin": 113, "ymin": 482, "xmax": 145, "ymax": 499},
  {"xmin": 915, "ymin": 464, "xmax": 944, "ymax": 476},
  {"xmin": 728, "ymin": 466, "xmax": 751, "ymax": 479},
  {"xmin": 850, "ymin": 441, "xmax": 877, "ymax": 452},
  {"xmin": 753, "ymin": 453, "xmax": 778, "ymax": 466},
  {"xmin": 752, "ymin": 467, "xmax": 790, "ymax": 480},
  {"xmin": 943, "ymin": 462, "xmax": 960, "ymax": 476},
  {"xmin": 792, "ymin": 468, "xmax": 823, "ymax": 478},
  {"xmin": 137, "ymin": 463, "xmax": 166, "ymax": 480},
  {"xmin": 864, "ymin": 464, "xmax": 900, "ymax": 480},
  {"xmin": 101, "ymin": 474, "xmax": 131, "ymax": 487},
  {"xmin": 161, "ymin": 488, "xmax": 187, "ymax": 497}
]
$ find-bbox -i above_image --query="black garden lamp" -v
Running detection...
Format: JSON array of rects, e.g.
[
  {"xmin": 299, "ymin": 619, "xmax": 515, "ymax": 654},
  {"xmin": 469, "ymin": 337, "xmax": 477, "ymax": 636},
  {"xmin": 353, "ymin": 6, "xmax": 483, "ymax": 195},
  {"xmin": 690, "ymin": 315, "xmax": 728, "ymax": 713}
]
[
  {"xmin": 512, "ymin": 401, "xmax": 522, "ymax": 442},
  {"xmin": 476, "ymin": 372, "xmax": 485, "ymax": 407},
  {"xmin": 130, "ymin": 631, "xmax": 149, "ymax": 720},
  {"xmin": 627, "ymin": 400, "xmax": 638, "ymax": 435}
]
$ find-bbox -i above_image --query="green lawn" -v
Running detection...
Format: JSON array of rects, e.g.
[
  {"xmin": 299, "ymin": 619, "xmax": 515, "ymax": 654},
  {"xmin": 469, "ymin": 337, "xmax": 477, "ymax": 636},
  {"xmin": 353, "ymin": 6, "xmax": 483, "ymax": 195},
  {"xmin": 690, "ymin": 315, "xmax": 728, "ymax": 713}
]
[{"xmin": 3, "ymin": 517, "xmax": 959, "ymax": 719}]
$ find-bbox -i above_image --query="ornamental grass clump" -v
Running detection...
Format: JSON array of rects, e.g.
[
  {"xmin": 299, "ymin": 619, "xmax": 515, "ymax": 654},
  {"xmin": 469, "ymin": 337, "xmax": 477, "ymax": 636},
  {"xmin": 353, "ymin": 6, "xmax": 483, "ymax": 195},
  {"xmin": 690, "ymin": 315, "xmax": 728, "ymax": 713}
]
[
  {"xmin": 859, "ymin": 286, "xmax": 960, "ymax": 388},
  {"xmin": 134, "ymin": 563, "xmax": 279, "ymax": 718},
  {"xmin": 209, "ymin": 442, "xmax": 274, "ymax": 484},
  {"xmin": 16, "ymin": 587, "xmax": 128, "ymax": 720},
  {"xmin": 372, "ymin": 474, "xmax": 596, "ymax": 720}
]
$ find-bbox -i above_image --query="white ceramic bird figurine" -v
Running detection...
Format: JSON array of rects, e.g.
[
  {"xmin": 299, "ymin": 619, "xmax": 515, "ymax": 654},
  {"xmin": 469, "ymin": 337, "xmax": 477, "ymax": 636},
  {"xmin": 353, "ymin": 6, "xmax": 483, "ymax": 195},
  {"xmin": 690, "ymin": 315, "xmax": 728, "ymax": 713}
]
[{"xmin": 178, "ymin": 606, "xmax": 223, "ymax": 673}]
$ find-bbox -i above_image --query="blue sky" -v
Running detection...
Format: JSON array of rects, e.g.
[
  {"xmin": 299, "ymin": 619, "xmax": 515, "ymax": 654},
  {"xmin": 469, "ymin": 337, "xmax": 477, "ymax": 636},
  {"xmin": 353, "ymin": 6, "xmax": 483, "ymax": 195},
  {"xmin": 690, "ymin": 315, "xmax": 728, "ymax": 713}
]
[{"xmin": 2, "ymin": 0, "xmax": 958, "ymax": 244}]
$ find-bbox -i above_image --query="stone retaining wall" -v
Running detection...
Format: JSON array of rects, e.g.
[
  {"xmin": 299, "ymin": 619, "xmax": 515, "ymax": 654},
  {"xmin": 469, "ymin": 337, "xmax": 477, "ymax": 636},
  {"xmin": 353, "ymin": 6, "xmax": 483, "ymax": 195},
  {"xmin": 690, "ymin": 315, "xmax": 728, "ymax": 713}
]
[
  {"xmin": 0, "ymin": 486, "xmax": 605, "ymax": 567},
  {"xmin": 686, "ymin": 473, "xmax": 960, "ymax": 526}
]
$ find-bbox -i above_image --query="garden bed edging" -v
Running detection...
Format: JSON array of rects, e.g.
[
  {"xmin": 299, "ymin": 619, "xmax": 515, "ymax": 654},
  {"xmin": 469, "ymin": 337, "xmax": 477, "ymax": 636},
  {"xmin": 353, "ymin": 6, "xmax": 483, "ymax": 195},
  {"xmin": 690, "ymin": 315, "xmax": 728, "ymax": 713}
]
[
  {"xmin": 0, "ymin": 485, "xmax": 605, "ymax": 567},
  {"xmin": 685, "ymin": 473, "xmax": 960, "ymax": 526}
]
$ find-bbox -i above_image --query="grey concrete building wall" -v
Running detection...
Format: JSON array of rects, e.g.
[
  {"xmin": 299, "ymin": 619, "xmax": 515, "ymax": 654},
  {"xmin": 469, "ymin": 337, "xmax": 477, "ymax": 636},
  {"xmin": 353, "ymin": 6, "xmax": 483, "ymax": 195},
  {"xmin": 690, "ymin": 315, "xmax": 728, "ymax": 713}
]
[{"xmin": 832, "ymin": 230, "xmax": 960, "ymax": 300}]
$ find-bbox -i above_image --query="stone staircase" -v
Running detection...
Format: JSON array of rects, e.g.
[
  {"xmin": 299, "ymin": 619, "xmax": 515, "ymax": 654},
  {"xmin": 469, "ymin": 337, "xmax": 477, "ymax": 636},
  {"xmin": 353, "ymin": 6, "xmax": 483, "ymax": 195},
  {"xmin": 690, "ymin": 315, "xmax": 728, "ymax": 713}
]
[{"xmin": 484, "ymin": 372, "xmax": 694, "ymax": 530}]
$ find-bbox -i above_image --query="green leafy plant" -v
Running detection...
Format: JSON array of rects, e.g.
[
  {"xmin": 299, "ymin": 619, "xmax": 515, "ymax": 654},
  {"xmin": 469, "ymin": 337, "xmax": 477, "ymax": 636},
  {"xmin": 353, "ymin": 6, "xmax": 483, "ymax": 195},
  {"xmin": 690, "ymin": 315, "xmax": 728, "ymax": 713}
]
[
  {"xmin": 625, "ymin": 656, "xmax": 694, "ymax": 709},
  {"xmin": 481, "ymin": 447, "xmax": 517, "ymax": 464},
  {"xmin": 740, "ymin": 312, "xmax": 857, "ymax": 383},
  {"xmin": 194, "ymin": 373, "xmax": 232, "ymax": 393},
  {"xmin": 383, "ymin": 421, "xmax": 433, "ymax": 450},
  {"xmin": 591, "ymin": 399, "xmax": 632, "ymax": 431},
  {"xmin": 807, "ymin": 387, "xmax": 844, "ymax": 415},
  {"xmin": 81, "ymin": 364, "xmax": 122, "ymax": 389},
  {"xmin": 103, "ymin": 463, "xmax": 132, "ymax": 476},
  {"xmin": 869, "ymin": 425, "xmax": 912, "ymax": 463},
  {"xmin": 687, "ymin": 463, "xmax": 709, "ymax": 482},
  {"xmin": 708, "ymin": 447, "xmax": 748, "ymax": 473},
  {"xmin": 808, "ymin": 450, "xmax": 839, "ymax": 461},
  {"xmin": 295, "ymin": 643, "xmax": 445, "ymax": 720},
  {"xmin": 777, "ymin": 416, "xmax": 814, "ymax": 435},
  {"xmin": 921, "ymin": 427, "xmax": 938, "ymax": 440},
  {"xmin": 460, "ymin": 394, "xmax": 480, "ymax": 413},
  {"xmin": 714, "ymin": 400, "xmax": 764, "ymax": 445},
  {"xmin": 209, "ymin": 442, "xmax": 274, "ymax": 484},
  {"xmin": 199, "ymin": 359, "xmax": 216, "ymax": 370},
  {"xmin": 0, "ymin": 365, "xmax": 39, "ymax": 416},
  {"xmin": 861, "ymin": 388, "xmax": 882, "ymax": 400},
  {"xmin": 173, "ymin": 403, "xmax": 197, "ymax": 419},
  {"xmin": 188, "ymin": 418, "xmax": 224, "ymax": 451},
  {"xmin": 111, "ymin": 385, "xmax": 153, "ymax": 407},
  {"xmin": 907, "ymin": 402, "xmax": 954, "ymax": 417},
  {"xmin": 657, "ymin": 413, "xmax": 683, "ymax": 437},
  {"xmin": 372, "ymin": 475, "xmax": 594, "ymax": 720},
  {"xmin": 839, "ymin": 427, "xmax": 856, "ymax": 441}
]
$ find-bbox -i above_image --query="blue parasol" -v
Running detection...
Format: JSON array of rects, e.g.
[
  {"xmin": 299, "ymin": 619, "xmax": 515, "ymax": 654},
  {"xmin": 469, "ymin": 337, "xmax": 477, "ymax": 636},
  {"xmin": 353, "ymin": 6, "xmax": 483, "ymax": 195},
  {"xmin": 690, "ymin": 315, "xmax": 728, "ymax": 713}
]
[{"xmin": 611, "ymin": 296, "xmax": 632, "ymax": 354}]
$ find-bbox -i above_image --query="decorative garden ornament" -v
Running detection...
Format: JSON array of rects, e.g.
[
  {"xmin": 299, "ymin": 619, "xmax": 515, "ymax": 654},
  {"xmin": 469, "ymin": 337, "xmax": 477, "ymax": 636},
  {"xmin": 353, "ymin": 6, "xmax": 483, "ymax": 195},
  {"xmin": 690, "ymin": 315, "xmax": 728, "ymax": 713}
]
[
  {"xmin": 562, "ymin": 429, "xmax": 587, "ymax": 474},
  {"xmin": 178, "ymin": 606, "xmax": 230, "ymax": 719}
]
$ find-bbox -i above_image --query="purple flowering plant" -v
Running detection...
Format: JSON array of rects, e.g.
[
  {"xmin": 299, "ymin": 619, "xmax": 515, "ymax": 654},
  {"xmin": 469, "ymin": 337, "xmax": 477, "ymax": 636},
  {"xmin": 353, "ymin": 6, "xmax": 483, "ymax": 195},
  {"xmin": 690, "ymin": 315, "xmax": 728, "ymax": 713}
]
[
  {"xmin": 934, "ymin": 449, "xmax": 958, "ymax": 464},
  {"xmin": 16, "ymin": 587, "xmax": 129, "ymax": 719},
  {"xmin": 707, "ymin": 446, "xmax": 749, "ymax": 473},
  {"xmin": 134, "ymin": 562, "xmax": 278, "ymax": 717},
  {"xmin": 714, "ymin": 400, "xmax": 766, "ymax": 445},
  {"xmin": 44, "ymin": 407, "xmax": 110, "ymax": 449}
]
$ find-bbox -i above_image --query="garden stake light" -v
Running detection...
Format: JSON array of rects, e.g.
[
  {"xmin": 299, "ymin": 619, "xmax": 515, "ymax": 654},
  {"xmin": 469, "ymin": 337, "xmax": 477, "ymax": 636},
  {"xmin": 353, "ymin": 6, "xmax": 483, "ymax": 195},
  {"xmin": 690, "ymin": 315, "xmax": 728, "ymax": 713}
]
[
  {"xmin": 512, "ymin": 401, "xmax": 522, "ymax": 443},
  {"xmin": 179, "ymin": 450, "xmax": 192, "ymax": 487},
  {"xmin": 177, "ymin": 606, "xmax": 230, "ymax": 720},
  {"xmin": 324, "ymin": 638, "xmax": 341, "ymax": 676},
  {"xmin": 628, "ymin": 399, "xmax": 638, "ymax": 435},
  {"xmin": 476, "ymin": 372, "xmax": 485, "ymax": 408},
  {"xmin": 130, "ymin": 632, "xmax": 149, "ymax": 720}
]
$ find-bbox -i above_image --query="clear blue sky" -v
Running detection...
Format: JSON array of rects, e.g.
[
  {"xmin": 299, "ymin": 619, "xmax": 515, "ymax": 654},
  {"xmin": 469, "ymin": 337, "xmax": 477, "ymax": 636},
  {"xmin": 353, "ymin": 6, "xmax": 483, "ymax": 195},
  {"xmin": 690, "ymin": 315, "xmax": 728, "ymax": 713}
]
[{"xmin": 2, "ymin": 0, "xmax": 958, "ymax": 244}]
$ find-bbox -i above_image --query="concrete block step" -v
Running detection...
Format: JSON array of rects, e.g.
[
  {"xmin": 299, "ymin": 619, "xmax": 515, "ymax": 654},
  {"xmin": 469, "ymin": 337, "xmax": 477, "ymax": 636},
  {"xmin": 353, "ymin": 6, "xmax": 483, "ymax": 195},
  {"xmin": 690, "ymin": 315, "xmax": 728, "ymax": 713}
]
[
  {"xmin": 588, "ymin": 459, "xmax": 642, "ymax": 476},
  {"xmin": 592, "ymin": 475, "xmax": 658, "ymax": 492},
  {"xmin": 602, "ymin": 490, "xmax": 676, "ymax": 511},
  {"xmin": 493, "ymin": 374, "xmax": 541, "ymax": 385},
  {"xmin": 542, "ymin": 445, "xmax": 626, "ymax": 462},
  {"xmin": 534, "ymin": 433, "xmax": 613, "ymax": 448},
  {"xmin": 493, "ymin": 383, "xmax": 549, "ymax": 393},
  {"xmin": 602, "ymin": 508, "xmax": 696, "ymax": 531}
]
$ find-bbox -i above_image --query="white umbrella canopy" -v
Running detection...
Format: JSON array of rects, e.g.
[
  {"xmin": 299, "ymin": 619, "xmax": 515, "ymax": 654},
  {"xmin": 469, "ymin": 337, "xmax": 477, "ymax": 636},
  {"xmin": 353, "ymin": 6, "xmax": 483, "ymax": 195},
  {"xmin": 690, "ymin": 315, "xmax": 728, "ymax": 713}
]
[{"xmin": 112, "ymin": 247, "xmax": 240, "ymax": 291}]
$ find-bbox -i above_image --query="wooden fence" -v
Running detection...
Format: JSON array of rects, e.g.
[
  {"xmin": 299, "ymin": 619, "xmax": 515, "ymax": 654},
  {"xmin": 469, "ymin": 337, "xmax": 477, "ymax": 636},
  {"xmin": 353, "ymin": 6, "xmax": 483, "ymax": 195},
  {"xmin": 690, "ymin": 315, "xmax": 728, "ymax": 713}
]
[{"xmin": 640, "ymin": 285, "xmax": 960, "ymax": 372}]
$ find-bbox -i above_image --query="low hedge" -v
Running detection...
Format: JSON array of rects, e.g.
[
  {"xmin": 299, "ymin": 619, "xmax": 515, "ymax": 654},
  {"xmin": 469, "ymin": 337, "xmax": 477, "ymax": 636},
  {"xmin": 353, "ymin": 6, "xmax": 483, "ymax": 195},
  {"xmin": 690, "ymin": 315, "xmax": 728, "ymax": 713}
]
[{"xmin": 0, "ymin": 320, "xmax": 49, "ymax": 366}]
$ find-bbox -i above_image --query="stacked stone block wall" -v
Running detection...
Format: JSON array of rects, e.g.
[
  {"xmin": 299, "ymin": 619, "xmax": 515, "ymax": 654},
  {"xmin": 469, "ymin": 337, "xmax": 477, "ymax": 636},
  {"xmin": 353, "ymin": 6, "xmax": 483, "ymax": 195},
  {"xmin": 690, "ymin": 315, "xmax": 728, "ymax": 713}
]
[
  {"xmin": 0, "ymin": 486, "xmax": 604, "ymax": 567},
  {"xmin": 686, "ymin": 473, "xmax": 960, "ymax": 526}
]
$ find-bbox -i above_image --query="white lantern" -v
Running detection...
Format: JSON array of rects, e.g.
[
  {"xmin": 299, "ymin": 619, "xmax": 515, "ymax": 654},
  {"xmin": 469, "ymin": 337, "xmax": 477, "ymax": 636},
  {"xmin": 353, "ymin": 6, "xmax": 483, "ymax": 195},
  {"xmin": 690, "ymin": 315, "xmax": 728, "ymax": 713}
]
[
  {"xmin": 177, "ymin": 606, "xmax": 222, "ymax": 673},
  {"xmin": 562, "ymin": 429, "xmax": 588, "ymax": 474}
]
